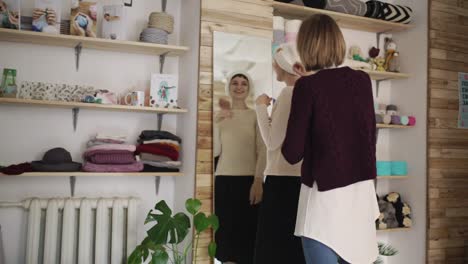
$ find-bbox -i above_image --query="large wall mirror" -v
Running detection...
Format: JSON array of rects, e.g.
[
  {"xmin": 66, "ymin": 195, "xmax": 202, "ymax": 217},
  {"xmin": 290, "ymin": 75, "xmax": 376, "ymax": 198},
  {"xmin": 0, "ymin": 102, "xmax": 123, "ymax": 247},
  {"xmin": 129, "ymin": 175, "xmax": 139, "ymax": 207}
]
[{"xmin": 212, "ymin": 31, "xmax": 272, "ymax": 264}]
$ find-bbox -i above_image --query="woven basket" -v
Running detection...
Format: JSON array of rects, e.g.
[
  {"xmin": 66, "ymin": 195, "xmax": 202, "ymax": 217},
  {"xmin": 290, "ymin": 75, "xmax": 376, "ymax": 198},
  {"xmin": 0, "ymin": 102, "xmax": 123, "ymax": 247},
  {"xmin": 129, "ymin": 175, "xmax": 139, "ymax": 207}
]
[{"xmin": 148, "ymin": 12, "xmax": 174, "ymax": 34}]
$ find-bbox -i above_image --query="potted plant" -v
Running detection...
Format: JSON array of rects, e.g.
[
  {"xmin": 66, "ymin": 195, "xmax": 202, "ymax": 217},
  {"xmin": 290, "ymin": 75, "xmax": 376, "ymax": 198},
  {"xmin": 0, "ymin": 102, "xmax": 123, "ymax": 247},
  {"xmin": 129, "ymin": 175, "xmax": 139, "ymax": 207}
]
[
  {"xmin": 128, "ymin": 198, "xmax": 219, "ymax": 264},
  {"xmin": 374, "ymin": 242, "xmax": 398, "ymax": 264}
]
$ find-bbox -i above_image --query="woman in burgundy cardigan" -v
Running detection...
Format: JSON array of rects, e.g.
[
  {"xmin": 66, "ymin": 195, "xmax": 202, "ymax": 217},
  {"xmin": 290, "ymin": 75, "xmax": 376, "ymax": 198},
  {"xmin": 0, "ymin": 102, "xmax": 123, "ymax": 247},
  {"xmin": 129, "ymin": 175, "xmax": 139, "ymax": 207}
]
[{"xmin": 282, "ymin": 14, "xmax": 380, "ymax": 264}]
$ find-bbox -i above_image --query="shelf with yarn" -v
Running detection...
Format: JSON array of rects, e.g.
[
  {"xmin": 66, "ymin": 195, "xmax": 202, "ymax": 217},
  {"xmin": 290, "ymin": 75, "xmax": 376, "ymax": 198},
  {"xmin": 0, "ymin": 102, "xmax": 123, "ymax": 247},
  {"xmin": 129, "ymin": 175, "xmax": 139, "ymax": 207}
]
[
  {"xmin": 0, "ymin": 28, "xmax": 189, "ymax": 56},
  {"xmin": 0, "ymin": 98, "xmax": 188, "ymax": 114},
  {"xmin": 0, "ymin": 172, "xmax": 183, "ymax": 177},
  {"xmin": 377, "ymin": 124, "xmax": 413, "ymax": 129},
  {"xmin": 272, "ymin": 2, "xmax": 412, "ymax": 33},
  {"xmin": 377, "ymin": 176, "xmax": 408, "ymax": 179},
  {"xmin": 359, "ymin": 70, "xmax": 410, "ymax": 81},
  {"xmin": 377, "ymin": 227, "xmax": 411, "ymax": 232}
]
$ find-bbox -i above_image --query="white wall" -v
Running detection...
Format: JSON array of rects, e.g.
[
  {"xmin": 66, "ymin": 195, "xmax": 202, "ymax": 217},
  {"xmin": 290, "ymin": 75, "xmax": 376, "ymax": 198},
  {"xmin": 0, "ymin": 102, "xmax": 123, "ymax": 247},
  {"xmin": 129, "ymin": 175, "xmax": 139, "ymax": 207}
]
[
  {"xmin": 387, "ymin": 0, "xmax": 428, "ymax": 263},
  {"xmin": 0, "ymin": 0, "xmax": 200, "ymax": 263},
  {"xmin": 174, "ymin": 0, "xmax": 201, "ymax": 260}
]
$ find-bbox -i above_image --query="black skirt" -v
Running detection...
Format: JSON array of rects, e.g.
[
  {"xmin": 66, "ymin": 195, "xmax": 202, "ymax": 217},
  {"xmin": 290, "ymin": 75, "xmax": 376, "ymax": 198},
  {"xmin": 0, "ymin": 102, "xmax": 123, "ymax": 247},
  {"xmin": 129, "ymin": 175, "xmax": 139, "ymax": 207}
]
[
  {"xmin": 254, "ymin": 176, "xmax": 305, "ymax": 264},
  {"xmin": 215, "ymin": 176, "xmax": 259, "ymax": 264}
]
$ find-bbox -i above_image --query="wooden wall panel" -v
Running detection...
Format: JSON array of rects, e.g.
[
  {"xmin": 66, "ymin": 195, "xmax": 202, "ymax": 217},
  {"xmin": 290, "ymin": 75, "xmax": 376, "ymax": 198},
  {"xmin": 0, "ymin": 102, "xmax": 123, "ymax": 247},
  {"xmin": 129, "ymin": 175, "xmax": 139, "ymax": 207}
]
[
  {"xmin": 195, "ymin": 1, "xmax": 273, "ymax": 263},
  {"xmin": 428, "ymin": 0, "xmax": 468, "ymax": 263}
]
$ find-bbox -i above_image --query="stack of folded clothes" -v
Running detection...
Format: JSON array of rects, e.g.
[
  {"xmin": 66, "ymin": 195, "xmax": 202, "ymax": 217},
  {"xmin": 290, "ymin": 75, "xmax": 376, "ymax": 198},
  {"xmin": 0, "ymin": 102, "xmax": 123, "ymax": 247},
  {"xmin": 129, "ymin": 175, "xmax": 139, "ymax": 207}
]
[
  {"xmin": 82, "ymin": 133, "xmax": 143, "ymax": 172},
  {"xmin": 136, "ymin": 130, "xmax": 182, "ymax": 172}
]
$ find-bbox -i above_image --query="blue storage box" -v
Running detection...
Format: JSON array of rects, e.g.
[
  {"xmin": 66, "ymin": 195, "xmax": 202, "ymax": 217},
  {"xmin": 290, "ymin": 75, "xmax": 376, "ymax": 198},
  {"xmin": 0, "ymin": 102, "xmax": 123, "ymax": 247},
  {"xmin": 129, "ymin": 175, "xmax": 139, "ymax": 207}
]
[
  {"xmin": 391, "ymin": 161, "xmax": 408, "ymax": 176},
  {"xmin": 377, "ymin": 161, "xmax": 392, "ymax": 176}
]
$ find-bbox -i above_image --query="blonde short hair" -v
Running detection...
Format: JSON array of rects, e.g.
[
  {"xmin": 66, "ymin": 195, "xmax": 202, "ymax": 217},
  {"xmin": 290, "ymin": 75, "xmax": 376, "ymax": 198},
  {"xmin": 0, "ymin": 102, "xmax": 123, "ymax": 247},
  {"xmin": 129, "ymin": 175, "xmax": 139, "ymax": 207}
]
[{"xmin": 296, "ymin": 14, "xmax": 346, "ymax": 71}]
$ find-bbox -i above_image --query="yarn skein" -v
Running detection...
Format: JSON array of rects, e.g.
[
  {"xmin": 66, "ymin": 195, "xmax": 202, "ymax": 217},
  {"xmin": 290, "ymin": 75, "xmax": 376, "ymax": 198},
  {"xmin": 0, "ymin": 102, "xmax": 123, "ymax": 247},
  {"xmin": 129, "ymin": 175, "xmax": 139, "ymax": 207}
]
[{"xmin": 148, "ymin": 12, "xmax": 174, "ymax": 34}]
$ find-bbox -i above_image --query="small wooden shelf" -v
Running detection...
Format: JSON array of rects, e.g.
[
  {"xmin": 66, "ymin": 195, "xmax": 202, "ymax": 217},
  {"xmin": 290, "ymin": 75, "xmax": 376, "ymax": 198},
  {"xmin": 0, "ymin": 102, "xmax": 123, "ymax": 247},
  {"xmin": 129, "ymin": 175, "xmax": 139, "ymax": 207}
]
[
  {"xmin": 0, "ymin": 172, "xmax": 182, "ymax": 177},
  {"xmin": 377, "ymin": 175, "xmax": 408, "ymax": 179},
  {"xmin": 361, "ymin": 70, "xmax": 410, "ymax": 81},
  {"xmin": 0, "ymin": 28, "xmax": 189, "ymax": 56},
  {"xmin": 377, "ymin": 227, "xmax": 411, "ymax": 232},
  {"xmin": 272, "ymin": 2, "xmax": 412, "ymax": 33},
  {"xmin": 0, "ymin": 98, "xmax": 188, "ymax": 114},
  {"xmin": 377, "ymin": 124, "xmax": 413, "ymax": 129}
]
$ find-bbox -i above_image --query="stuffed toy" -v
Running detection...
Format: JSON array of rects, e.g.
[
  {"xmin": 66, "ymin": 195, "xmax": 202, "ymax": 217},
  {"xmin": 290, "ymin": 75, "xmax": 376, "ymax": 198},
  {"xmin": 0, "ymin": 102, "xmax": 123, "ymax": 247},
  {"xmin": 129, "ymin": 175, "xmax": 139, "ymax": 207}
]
[
  {"xmin": 368, "ymin": 46, "xmax": 380, "ymax": 70},
  {"xmin": 384, "ymin": 37, "xmax": 397, "ymax": 71},
  {"xmin": 348, "ymin": 46, "xmax": 367, "ymax": 62},
  {"xmin": 388, "ymin": 51, "xmax": 401, "ymax": 72},
  {"xmin": 375, "ymin": 57, "xmax": 386, "ymax": 71}
]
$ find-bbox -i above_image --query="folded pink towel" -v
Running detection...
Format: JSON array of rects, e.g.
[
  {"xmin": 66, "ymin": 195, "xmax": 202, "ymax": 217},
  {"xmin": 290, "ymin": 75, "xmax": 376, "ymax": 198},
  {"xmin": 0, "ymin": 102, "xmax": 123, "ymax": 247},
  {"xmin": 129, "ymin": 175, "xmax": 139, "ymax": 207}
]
[
  {"xmin": 87, "ymin": 144, "xmax": 136, "ymax": 152},
  {"xmin": 84, "ymin": 149, "xmax": 134, "ymax": 160},
  {"xmin": 89, "ymin": 153, "xmax": 136, "ymax": 164},
  {"xmin": 82, "ymin": 161, "xmax": 143, "ymax": 172}
]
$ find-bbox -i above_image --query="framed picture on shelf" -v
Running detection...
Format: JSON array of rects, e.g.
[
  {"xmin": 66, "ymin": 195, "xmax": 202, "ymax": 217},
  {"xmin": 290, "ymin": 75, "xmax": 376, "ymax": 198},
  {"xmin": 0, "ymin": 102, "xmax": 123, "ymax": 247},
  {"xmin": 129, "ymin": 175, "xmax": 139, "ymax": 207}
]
[
  {"xmin": 150, "ymin": 74, "xmax": 178, "ymax": 108},
  {"xmin": 32, "ymin": 0, "xmax": 61, "ymax": 34},
  {"xmin": 70, "ymin": 1, "xmax": 97, "ymax": 38},
  {"xmin": 102, "ymin": 4, "xmax": 126, "ymax": 40},
  {"xmin": 0, "ymin": 0, "xmax": 20, "ymax": 29}
]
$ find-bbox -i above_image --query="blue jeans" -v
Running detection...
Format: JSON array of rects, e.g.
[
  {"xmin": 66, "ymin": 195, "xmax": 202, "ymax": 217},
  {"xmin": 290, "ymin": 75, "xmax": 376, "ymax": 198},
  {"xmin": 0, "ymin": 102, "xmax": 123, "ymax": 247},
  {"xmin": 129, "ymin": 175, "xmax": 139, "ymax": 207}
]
[{"xmin": 302, "ymin": 237, "xmax": 350, "ymax": 264}]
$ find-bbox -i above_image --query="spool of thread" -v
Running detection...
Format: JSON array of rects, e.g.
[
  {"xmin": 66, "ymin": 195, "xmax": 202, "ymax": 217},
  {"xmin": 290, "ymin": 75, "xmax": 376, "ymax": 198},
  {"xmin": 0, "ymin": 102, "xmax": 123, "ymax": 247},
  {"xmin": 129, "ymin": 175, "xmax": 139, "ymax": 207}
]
[
  {"xmin": 148, "ymin": 12, "xmax": 174, "ymax": 34},
  {"xmin": 375, "ymin": 114, "xmax": 384, "ymax": 124},
  {"xmin": 391, "ymin": 115, "xmax": 401, "ymax": 125},
  {"xmin": 400, "ymin": 115, "xmax": 409, "ymax": 126},
  {"xmin": 377, "ymin": 161, "xmax": 392, "ymax": 176},
  {"xmin": 391, "ymin": 161, "xmax": 408, "ymax": 176},
  {"xmin": 273, "ymin": 16, "xmax": 285, "ymax": 31},
  {"xmin": 383, "ymin": 114, "xmax": 392, "ymax": 124},
  {"xmin": 285, "ymin": 19, "xmax": 301, "ymax": 43},
  {"xmin": 408, "ymin": 116, "xmax": 416, "ymax": 126},
  {"xmin": 273, "ymin": 30, "xmax": 285, "ymax": 46}
]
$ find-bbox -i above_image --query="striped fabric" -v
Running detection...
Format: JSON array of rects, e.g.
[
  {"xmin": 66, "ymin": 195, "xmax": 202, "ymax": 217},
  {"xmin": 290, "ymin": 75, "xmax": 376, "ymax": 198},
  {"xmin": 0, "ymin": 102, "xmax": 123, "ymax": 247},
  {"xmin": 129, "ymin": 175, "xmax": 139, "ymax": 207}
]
[
  {"xmin": 381, "ymin": 3, "xmax": 412, "ymax": 24},
  {"xmin": 324, "ymin": 0, "xmax": 367, "ymax": 16}
]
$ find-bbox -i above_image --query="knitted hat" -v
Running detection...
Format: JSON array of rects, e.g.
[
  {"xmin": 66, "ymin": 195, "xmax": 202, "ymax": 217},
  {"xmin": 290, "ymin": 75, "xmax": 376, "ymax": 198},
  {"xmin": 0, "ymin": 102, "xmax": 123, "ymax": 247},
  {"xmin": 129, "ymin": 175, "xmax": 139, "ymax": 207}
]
[
  {"xmin": 224, "ymin": 71, "xmax": 254, "ymax": 96},
  {"xmin": 274, "ymin": 43, "xmax": 301, "ymax": 76}
]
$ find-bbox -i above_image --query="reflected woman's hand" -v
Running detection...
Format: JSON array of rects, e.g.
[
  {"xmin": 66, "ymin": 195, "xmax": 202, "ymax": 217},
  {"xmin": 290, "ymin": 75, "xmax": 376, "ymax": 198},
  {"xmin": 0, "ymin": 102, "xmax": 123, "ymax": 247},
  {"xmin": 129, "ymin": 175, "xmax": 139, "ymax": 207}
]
[
  {"xmin": 256, "ymin": 94, "xmax": 272, "ymax": 106},
  {"xmin": 215, "ymin": 109, "xmax": 233, "ymax": 123},
  {"xmin": 249, "ymin": 179, "xmax": 263, "ymax": 205}
]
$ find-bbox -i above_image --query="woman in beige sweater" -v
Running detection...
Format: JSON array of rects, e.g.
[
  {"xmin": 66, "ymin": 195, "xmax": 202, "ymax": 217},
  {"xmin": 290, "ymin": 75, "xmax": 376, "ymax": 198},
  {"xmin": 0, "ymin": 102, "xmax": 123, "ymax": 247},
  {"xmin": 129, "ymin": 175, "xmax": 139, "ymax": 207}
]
[
  {"xmin": 213, "ymin": 71, "xmax": 266, "ymax": 264},
  {"xmin": 254, "ymin": 43, "xmax": 305, "ymax": 264}
]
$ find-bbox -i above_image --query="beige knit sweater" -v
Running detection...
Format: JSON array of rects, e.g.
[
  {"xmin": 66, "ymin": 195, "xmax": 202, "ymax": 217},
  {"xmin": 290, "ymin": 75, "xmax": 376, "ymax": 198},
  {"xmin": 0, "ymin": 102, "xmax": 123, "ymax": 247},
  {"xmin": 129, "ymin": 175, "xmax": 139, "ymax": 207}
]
[{"xmin": 214, "ymin": 109, "xmax": 266, "ymax": 179}]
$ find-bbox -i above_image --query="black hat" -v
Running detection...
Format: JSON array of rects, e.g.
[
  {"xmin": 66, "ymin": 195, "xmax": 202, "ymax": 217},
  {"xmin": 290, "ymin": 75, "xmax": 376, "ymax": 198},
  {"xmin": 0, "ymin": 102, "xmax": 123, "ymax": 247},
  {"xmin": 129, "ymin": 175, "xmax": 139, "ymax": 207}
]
[{"xmin": 31, "ymin": 148, "xmax": 82, "ymax": 172}]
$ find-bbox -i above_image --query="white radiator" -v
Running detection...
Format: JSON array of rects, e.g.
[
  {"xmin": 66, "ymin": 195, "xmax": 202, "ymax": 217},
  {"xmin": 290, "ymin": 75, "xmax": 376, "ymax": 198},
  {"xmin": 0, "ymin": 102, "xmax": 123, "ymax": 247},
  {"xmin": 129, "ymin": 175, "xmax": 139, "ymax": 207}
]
[{"xmin": 0, "ymin": 197, "xmax": 138, "ymax": 264}]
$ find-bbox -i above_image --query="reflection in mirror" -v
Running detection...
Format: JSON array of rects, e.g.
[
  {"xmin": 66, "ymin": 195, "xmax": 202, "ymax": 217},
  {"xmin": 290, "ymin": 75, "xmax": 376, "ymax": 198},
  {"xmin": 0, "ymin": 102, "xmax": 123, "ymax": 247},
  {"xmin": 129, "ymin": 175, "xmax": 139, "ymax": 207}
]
[{"xmin": 212, "ymin": 31, "xmax": 271, "ymax": 264}]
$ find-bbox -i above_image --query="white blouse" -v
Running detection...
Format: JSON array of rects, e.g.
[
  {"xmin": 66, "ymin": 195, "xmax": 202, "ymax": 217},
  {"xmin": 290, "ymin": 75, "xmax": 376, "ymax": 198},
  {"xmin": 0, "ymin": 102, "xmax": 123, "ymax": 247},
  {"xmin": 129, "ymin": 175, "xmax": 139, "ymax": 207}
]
[
  {"xmin": 295, "ymin": 180, "xmax": 381, "ymax": 264},
  {"xmin": 256, "ymin": 86, "xmax": 302, "ymax": 177}
]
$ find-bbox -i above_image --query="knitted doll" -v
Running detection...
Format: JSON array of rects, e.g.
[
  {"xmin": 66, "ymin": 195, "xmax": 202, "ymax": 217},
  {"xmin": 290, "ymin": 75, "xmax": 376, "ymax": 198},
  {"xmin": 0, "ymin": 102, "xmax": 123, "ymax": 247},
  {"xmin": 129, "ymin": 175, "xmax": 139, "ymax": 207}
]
[{"xmin": 384, "ymin": 38, "xmax": 397, "ymax": 71}]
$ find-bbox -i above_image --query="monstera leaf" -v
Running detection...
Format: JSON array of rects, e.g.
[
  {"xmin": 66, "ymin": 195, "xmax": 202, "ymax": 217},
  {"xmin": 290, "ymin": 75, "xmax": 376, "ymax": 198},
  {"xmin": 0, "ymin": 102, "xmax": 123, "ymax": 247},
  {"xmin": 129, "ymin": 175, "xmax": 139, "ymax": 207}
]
[{"xmin": 147, "ymin": 200, "xmax": 190, "ymax": 245}]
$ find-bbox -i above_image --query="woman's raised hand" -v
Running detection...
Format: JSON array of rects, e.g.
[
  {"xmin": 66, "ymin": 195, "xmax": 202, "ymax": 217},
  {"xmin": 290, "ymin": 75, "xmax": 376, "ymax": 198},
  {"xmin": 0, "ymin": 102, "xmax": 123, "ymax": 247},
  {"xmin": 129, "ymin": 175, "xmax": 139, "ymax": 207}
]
[{"xmin": 256, "ymin": 94, "xmax": 272, "ymax": 106}]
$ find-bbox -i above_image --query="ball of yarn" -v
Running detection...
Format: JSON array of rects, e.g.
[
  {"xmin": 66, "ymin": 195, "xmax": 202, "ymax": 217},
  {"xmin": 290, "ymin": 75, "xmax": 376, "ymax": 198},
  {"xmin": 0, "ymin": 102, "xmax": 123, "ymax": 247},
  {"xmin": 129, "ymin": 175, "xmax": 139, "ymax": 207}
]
[
  {"xmin": 140, "ymin": 28, "xmax": 168, "ymax": 44},
  {"xmin": 383, "ymin": 114, "xmax": 392, "ymax": 124},
  {"xmin": 408, "ymin": 116, "xmax": 416, "ymax": 126},
  {"xmin": 375, "ymin": 114, "xmax": 384, "ymax": 124},
  {"xmin": 400, "ymin": 116, "xmax": 409, "ymax": 126},
  {"xmin": 76, "ymin": 15, "xmax": 88, "ymax": 28},
  {"xmin": 148, "ymin": 12, "xmax": 174, "ymax": 34},
  {"xmin": 391, "ymin": 115, "xmax": 401, "ymax": 125}
]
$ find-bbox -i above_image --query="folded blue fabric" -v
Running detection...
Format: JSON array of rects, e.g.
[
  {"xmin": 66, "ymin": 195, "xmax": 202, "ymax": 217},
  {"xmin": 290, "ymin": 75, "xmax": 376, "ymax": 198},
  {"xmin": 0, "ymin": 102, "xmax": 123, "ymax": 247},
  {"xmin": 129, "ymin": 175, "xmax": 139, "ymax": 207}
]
[
  {"xmin": 391, "ymin": 161, "xmax": 408, "ymax": 176},
  {"xmin": 377, "ymin": 161, "xmax": 391, "ymax": 176}
]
